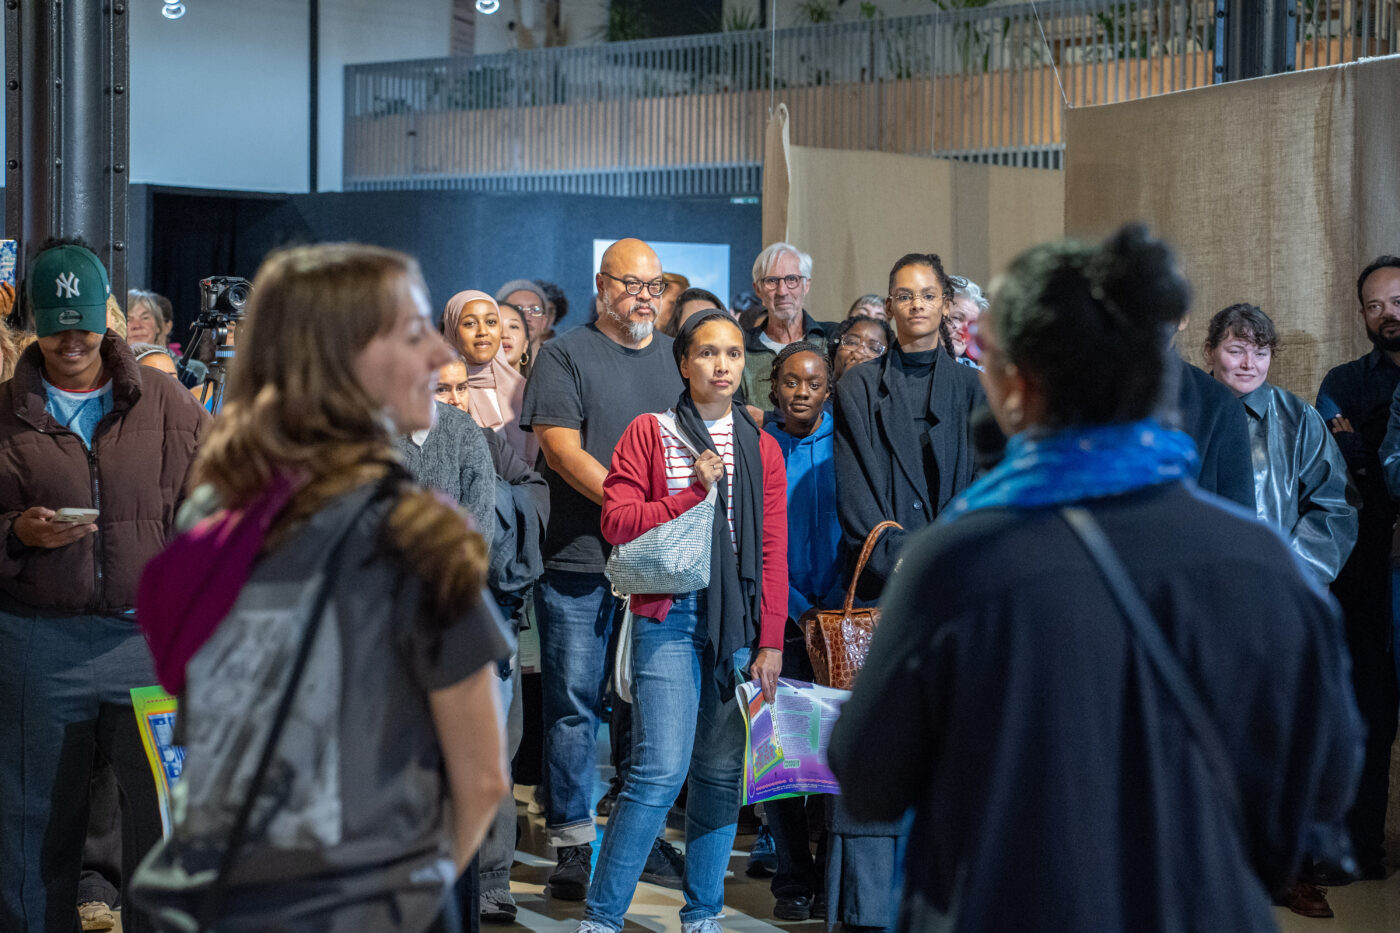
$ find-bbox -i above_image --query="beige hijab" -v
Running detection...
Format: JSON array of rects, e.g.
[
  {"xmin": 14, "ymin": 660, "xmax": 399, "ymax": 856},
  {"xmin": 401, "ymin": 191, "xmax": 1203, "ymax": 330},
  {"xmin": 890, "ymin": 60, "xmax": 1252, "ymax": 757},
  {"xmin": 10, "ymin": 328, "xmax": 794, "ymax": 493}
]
[{"xmin": 442, "ymin": 290, "xmax": 536, "ymax": 465}]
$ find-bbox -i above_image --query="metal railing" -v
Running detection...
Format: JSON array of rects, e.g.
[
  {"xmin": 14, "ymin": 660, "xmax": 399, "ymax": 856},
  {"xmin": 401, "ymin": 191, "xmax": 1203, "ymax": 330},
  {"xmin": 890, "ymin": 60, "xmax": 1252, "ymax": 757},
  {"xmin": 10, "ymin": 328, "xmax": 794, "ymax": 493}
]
[{"xmin": 343, "ymin": 0, "xmax": 1395, "ymax": 194}]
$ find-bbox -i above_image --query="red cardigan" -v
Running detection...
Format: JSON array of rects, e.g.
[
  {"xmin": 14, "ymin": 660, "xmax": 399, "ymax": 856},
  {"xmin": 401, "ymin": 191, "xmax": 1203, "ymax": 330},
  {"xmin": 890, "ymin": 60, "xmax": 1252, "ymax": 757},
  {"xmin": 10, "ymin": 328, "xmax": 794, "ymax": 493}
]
[{"xmin": 601, "ymin": 412, "xmax": 788, "ymax": 652}]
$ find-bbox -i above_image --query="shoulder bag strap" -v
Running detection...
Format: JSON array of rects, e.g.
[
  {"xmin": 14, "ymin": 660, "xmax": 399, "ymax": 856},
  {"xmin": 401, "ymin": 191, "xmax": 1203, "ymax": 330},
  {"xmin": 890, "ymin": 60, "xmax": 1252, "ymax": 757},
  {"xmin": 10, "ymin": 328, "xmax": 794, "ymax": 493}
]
[
  {"xmin": 1058, "ymin": 506, "xmax": 1245, "ymax": 838},
  {"xmin": 841, "ymin": 520, "xmax": 902, "ymax": 612},
  {"xmin": 195, "ymin": 479, "xmax": 396, "ymax": 932}
]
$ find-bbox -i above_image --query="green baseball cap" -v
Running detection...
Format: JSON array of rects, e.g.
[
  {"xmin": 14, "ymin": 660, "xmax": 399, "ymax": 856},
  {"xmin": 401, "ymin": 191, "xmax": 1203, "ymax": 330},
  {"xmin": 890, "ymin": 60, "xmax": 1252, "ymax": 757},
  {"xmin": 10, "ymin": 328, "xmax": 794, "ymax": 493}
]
[{"xmin": 29, "ymin": 244, "xmax": 111, "ymax": 338}]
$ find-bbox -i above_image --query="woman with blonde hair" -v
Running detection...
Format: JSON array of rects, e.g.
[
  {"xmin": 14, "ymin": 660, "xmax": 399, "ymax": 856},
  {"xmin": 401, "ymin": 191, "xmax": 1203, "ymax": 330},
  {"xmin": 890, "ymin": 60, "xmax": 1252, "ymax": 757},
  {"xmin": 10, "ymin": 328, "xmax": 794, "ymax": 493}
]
[{"xmin": 132, "ymin": 243, "xmax": 511, "ymax": 933}]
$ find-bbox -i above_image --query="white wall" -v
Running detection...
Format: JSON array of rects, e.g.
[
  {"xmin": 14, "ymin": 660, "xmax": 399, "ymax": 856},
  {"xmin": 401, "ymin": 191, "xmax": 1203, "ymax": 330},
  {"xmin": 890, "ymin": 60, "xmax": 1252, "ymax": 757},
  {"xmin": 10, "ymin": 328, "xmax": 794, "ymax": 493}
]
[
  {"xmin": 0, "ymin": 0, "xmax": 943, "ymax": 196},
  {"xmin": 127, "ymin": 0, "xmax": 451, "ymax": 193},
  {"xmin": 473, "ymin": 0, "xmax": 609, "ymax": 54},
  {"xmin": 130, "ymin": 0, "xmax": 309, "ymax": 191}
]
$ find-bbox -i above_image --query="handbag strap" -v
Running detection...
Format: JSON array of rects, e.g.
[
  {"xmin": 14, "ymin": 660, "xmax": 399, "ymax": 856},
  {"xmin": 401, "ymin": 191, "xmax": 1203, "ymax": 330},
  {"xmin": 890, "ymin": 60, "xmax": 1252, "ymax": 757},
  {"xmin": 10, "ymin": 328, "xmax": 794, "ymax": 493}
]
[
  {"xmin": 1058, "ymin": 506, "xmax": 1244, "ymax": 837},
  {"xmin": 195, "ymin": 478, "xmax": 396, "ymax": 932},
  {"xmin": 842, "ymin": 520, "xmax": 903, "ymax": 611}
]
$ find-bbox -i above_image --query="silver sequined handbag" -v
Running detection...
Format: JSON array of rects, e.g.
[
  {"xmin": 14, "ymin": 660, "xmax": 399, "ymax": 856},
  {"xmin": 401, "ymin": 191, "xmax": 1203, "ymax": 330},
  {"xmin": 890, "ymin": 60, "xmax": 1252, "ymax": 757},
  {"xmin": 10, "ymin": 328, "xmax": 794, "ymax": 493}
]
[{"xmin": 604, "ymin": 413, "xmax": 716, "ymax": 596}]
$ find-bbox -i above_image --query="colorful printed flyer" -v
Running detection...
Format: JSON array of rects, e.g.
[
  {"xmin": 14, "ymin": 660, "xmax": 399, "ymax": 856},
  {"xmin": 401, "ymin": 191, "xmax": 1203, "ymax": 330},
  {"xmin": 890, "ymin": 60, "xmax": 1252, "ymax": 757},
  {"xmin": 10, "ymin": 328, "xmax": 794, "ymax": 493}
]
[
  {"xmin": 738, "ymin": 677, "xmax": 850, "ymax": 804},
  {"xmin": 0, "ymin": 240, "xmax": 16, "ymax": 288},
  {"xmin": 131, "ymin": 685, "xmax": 185, "ymax": 837}
]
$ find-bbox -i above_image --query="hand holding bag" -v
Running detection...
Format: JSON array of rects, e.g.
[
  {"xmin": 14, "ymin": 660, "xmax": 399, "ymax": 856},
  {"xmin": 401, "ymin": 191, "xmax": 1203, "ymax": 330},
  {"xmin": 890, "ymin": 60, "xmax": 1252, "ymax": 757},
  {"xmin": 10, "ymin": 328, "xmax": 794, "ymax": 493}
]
[
  {"xmin": 604, "ymin": 412, "xmax": 716, "ymax": 597},
  {"xmin": 804, "ymin": 520, "xmax": 902, "ymax": 690}
]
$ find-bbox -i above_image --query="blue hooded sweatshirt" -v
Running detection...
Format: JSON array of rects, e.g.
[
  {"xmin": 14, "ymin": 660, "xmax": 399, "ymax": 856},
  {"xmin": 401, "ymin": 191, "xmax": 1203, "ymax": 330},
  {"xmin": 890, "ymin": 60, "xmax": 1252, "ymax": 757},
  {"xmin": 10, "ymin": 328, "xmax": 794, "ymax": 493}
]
[{"xmin": 765, "ymin": 406, "xmax": 844, "ymax": 619}]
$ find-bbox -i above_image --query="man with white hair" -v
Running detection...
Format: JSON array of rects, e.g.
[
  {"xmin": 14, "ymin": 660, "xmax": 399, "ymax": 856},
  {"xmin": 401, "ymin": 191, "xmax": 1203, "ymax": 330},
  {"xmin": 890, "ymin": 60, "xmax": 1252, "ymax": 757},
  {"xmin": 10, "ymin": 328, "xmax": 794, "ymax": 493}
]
[{"xmin": 741, "ymin": 243, "xmax": 834, "ymax": 407}]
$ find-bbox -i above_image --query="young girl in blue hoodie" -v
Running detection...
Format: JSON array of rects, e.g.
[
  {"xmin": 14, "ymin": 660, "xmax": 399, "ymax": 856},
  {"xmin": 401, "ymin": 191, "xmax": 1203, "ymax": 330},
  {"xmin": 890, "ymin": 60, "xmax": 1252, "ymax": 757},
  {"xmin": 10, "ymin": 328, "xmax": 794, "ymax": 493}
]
[{"xmin": 760, "ymin": 341, "xmax": 842, "ymax": 922}]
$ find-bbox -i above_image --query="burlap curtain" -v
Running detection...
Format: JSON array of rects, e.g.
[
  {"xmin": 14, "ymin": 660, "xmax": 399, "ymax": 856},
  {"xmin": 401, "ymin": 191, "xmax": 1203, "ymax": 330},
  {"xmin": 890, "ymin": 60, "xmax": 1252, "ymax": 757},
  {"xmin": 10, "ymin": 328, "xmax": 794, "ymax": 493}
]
[
  {"xmin": 763, "ymin": 104, "xmax": 1064, "ymax": 322},
  {"xmin": 1065, "ymin": 57, "xmax": 1400, "ymax": 401}
]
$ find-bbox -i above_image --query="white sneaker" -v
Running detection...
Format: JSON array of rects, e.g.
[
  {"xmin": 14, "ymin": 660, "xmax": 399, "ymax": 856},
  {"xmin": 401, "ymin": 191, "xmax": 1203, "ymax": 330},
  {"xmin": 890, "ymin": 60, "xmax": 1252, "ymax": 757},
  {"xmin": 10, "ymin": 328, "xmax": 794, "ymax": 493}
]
[
  {"xmin": 574, "ymin": 922, "xmax": 617, "ymax": 933},
  {"xmin": 682, "ymin": 918, "xmax": 724, "ymax": 933}
]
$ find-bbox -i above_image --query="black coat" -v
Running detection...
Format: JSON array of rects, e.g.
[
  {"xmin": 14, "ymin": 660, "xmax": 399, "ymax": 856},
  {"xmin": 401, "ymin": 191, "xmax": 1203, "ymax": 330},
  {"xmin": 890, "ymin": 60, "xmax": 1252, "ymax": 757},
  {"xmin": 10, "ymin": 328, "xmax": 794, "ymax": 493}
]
[
  {"xmin": 830, "ymin": 482, "xmax": 1362, "ymax": 932},
  {"xmin": 833, "ymin": 347, "xmax": 985, "ymax": 600},
  {"xmin": 1173, "ymin": 355, "xmax": 1255, "ymax": 509}
]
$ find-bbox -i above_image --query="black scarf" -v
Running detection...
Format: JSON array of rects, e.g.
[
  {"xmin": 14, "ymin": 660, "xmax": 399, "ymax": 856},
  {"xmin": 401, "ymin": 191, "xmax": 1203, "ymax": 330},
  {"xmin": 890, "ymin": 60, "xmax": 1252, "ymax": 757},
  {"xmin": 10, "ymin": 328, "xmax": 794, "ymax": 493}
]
[{"xmin": 673, "ymin": 389, "xmax": 764, "ymax": 687}]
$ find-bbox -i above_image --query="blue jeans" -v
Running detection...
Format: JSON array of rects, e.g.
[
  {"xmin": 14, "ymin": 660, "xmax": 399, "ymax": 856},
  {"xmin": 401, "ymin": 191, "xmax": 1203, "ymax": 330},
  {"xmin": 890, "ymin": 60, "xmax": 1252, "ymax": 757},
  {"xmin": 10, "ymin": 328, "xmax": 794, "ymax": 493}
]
[
  {"xmin": 0, "ymin": 610, "xmax": 161, "ymax": 933},
  {"xmin": 535, "ymin": 569, "xmax": 619, "ymax": 847},
  {"xmin": 585, "ymin": 591, "xmax": 749, "ymax": 929}
]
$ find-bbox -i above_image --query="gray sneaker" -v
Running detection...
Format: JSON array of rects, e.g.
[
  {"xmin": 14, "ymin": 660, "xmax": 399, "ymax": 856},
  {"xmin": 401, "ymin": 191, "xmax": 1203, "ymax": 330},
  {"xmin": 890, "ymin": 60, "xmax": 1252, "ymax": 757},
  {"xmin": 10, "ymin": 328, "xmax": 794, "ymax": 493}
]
[
  {"xmin": 479, "ymin": 886, "xmax": 517, "ymax": 924},
  {"xmin": 574, "ymin": 922, "xmax": 617, "ymax": 933}
]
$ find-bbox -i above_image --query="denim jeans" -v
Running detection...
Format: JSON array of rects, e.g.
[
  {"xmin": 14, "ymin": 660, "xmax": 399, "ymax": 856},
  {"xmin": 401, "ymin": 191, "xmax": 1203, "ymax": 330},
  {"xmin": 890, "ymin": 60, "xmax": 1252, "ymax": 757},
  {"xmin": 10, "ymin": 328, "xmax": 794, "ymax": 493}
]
[
  {"xmin": 585, "ymin": 591, "xmax": 749, "ymax": 930},
  {"xmin": 0, "ymin": 610, "xmax": 161, "ymax": 933},
  {"xmin": 479, "ymin": 655, "xmax": 523, "ymax": 893},
  {"xmin": 535, "ymin": 569, "xmax": 620, "ymax": 847}
]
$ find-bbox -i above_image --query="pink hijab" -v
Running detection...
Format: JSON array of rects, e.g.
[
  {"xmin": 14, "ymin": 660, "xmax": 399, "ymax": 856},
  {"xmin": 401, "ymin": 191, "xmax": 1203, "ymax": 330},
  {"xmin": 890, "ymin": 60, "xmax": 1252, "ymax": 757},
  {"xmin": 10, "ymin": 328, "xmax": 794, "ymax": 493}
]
[{"xmin": 443, "ymin": 290, "xmax": 537, "ymax": 465}]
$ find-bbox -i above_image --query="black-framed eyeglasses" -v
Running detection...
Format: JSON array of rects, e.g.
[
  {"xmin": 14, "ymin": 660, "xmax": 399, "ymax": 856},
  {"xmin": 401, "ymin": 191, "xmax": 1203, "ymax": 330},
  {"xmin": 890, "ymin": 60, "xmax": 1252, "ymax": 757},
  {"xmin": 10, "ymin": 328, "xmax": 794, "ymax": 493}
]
[
  {"xmin": 838, "ymin": 335, "xmax": 888, "ymax": 355},
  {"xmin": 759, "ymin": 274, "xmax": 808, "ymax": 291},
  {"xmin": 600, "ymin": 271, "xmax": 667, "ymax": 297},
  {"xmin": 502, "ymin": 301, "xmax": 546, "ymax": 317}
]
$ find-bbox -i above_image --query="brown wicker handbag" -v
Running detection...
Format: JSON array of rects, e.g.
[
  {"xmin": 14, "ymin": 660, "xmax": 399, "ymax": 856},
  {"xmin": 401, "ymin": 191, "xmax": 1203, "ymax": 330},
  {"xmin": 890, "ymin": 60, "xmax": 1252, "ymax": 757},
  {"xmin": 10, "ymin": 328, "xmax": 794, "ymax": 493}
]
[{"xmin": 803, "ymin": 520, "xmax": 902, "ymax": 690}]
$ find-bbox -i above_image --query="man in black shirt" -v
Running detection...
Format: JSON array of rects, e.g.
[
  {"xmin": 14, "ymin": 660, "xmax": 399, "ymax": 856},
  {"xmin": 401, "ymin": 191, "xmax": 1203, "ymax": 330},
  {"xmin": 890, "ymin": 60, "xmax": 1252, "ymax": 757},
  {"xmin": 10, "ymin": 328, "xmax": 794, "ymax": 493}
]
[
  {"xmin": 518, "ymin": 238, "xmax": 684, "ymax": 900},
  {"xmin": 1318, "ymin": 255, "xmax": 1400, "ymax": 880}
]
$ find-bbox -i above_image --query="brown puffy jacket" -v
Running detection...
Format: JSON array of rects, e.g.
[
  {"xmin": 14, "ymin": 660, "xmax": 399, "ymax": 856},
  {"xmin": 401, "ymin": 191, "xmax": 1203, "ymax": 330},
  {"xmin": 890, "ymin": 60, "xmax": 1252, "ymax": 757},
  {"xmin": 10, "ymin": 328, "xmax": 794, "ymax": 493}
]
[{"xmin": 0, "ymin": 334, "xmax": 210, "ymax": 614}]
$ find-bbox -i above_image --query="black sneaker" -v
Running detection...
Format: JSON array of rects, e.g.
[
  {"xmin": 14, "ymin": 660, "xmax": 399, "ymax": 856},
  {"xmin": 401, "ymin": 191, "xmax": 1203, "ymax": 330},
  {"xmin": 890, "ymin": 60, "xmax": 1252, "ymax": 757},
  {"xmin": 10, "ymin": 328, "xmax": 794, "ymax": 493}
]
[
  {"xmin": 596, "ymin": 784, "xmax": 620, "ymax": 818},
  {"xmin": 548, "ymin": 844, "xmax": 592, "ymax": 900},
  {"xmin": 639, "ymin": 837, "xmax": 685, "ymax": 889},
  {"xmin": 774, "ymin": 893, "xmax": 813, "ymax": 922}
]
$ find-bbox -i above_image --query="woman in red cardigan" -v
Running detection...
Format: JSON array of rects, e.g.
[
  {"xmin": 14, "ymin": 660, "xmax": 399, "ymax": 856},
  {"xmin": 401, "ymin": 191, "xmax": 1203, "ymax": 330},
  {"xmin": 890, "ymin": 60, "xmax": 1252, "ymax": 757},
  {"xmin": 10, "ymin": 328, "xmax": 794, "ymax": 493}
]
[{"xmin": 578, "ymin": 310, "xmax": 787, "ymax": 933}]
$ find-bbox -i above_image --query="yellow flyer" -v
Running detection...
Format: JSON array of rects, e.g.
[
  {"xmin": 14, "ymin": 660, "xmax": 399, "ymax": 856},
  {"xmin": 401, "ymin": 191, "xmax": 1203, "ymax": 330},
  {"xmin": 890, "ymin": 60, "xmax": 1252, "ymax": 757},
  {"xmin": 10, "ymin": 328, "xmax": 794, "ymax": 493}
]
[{"xmin": 130, "ymin": 685, "xmax": 185, "ymax": 838}]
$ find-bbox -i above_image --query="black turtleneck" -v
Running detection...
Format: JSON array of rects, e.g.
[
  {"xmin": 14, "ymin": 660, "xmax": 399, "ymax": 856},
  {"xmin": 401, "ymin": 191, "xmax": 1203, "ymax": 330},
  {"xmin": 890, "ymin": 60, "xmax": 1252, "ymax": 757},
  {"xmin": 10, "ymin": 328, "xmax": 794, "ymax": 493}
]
[
  {"xmin": 894, "ymin": 344, "xmax": 939, "ymax": 379},
  {"xmin": 893, "ymin": 344, "xmax": 942, "ymax": 498}
]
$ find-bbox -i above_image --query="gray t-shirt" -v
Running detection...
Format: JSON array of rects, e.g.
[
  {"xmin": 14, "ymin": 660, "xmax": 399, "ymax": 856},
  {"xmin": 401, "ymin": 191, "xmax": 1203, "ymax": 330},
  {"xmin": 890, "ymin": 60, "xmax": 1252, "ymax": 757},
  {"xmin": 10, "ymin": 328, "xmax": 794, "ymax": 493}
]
[
  {"xmin": 162, "ymin": 485, "xmax": 511, "ymax": 932},
  {"xmin": 519, "ymin": 323, "xmax": 682, "ymax": 573}
]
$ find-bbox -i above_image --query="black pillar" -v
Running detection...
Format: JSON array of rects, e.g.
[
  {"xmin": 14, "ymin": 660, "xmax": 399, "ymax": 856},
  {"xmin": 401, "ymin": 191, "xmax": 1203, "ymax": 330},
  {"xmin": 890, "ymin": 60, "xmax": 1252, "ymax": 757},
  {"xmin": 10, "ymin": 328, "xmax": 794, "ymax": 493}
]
[
  {"xmin": 1218, "ymin": 0, "xmax": 1297, "ymax": 83},
  {"xmin": 5, "ymin": 0, "xmax": 130, "ymax": 323},
  {"xmin": 309, "ymin": 0, "xmax": 318, "ymax": 193}
]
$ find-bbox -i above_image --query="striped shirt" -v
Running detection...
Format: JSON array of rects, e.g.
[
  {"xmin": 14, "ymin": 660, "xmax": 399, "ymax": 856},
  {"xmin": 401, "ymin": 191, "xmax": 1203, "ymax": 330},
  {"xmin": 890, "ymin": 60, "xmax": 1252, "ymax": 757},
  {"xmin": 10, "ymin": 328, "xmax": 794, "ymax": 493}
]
[{"xmin": 656, "ymin": 410, "xmax": 737, "ymax": 550}]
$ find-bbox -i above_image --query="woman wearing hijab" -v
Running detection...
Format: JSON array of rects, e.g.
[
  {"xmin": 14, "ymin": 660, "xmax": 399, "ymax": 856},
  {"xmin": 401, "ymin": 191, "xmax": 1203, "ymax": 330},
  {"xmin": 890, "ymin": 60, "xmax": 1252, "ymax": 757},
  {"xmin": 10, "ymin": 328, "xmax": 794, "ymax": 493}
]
[
  {"xmin": 442, "ymin": 290, "xmax": 537, "ymax": 466},
  {"xmin": 575, "ymin": 310, "xmax": 787, "ymax": 933}
]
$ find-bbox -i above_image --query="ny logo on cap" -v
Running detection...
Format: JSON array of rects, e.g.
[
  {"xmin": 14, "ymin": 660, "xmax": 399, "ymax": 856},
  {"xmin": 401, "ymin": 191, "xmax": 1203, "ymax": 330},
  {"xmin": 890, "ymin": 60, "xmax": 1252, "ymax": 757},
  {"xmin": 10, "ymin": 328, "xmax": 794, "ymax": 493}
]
[{"xmin": 56, "ymin": 273, "xmax": 81, "ymax": 299}]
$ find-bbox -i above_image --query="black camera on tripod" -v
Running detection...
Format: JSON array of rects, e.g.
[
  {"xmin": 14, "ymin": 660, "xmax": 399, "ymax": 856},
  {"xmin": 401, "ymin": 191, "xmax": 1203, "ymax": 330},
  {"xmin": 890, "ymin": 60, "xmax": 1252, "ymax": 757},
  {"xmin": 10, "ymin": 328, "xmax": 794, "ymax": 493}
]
[
  {"xmin": 179, "ymin": 275, "xmax": 254, "ymax": 413},
  {"xmin": 197, "ymin": 276, "xmax": 252, "ymax": 330}
]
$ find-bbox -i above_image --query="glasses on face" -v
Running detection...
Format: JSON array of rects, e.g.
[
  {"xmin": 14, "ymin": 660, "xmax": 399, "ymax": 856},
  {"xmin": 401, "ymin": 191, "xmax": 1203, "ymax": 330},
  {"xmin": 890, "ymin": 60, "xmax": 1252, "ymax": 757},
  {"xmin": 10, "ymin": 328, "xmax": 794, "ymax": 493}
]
[
  {"xmin": 838, "ymin": 334, "xmax": 887, "ymax": 356},
  {"xmin": 502, "ymin": 302, "xmax": 546, "ymax": 317},
  {"xmin": 889, "ymin": 291, "xmax": 942, "ymax": 309},
  {"xmin": 599, "ymin": 271, "xmax": 667, "ymax": 297},
  {"xmin": 759, "ymin": 274, "xmax": 808, "ymax": 291}
]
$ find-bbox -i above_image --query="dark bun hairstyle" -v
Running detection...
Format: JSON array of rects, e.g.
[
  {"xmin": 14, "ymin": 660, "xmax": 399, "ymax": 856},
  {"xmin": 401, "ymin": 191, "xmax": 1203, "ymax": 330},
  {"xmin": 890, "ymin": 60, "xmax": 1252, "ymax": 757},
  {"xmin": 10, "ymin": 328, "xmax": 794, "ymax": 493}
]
[
  {"xmin": 993, "ymin": 223, "xmax": 1190, "ymax": 427},
  {"xmin": 671, "ymin": 308, "xmax": 743, "ymax": 372},
  {"xmin": 767, "ymin": 340, "xmax": 832, "ymax": 409}
]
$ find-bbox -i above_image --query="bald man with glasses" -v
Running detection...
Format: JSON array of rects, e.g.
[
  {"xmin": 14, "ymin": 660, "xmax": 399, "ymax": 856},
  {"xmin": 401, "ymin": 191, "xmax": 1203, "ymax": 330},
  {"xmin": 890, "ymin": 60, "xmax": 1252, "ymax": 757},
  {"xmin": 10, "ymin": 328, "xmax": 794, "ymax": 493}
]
[{"xmin": 518, "ymin": 238, "xmax": 687, "ymax": 901}]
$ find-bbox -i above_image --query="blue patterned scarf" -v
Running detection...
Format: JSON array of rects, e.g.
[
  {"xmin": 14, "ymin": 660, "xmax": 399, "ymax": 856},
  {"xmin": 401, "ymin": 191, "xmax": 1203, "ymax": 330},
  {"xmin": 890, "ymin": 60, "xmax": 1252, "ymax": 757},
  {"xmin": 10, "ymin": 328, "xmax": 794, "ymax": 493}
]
[{"xmin": 944, "ymin": 418, "xmax": 1199, "ymax": 519}]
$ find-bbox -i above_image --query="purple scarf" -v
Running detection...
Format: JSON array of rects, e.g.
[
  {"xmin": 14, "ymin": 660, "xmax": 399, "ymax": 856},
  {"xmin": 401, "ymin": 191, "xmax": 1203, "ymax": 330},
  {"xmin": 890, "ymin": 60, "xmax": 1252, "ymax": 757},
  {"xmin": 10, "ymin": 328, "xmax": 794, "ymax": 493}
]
[{"xmin": 137, "ymin": 473, "xmax": 299, "ymax": 694}]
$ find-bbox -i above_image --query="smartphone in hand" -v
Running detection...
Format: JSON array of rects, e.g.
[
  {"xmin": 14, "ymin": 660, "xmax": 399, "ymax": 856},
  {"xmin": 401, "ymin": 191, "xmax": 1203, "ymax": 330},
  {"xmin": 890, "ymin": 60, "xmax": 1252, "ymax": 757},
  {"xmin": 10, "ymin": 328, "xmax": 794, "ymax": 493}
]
[{"xmin": 53, "ymin": 508, "xmax": 99, "ymax": 524}]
